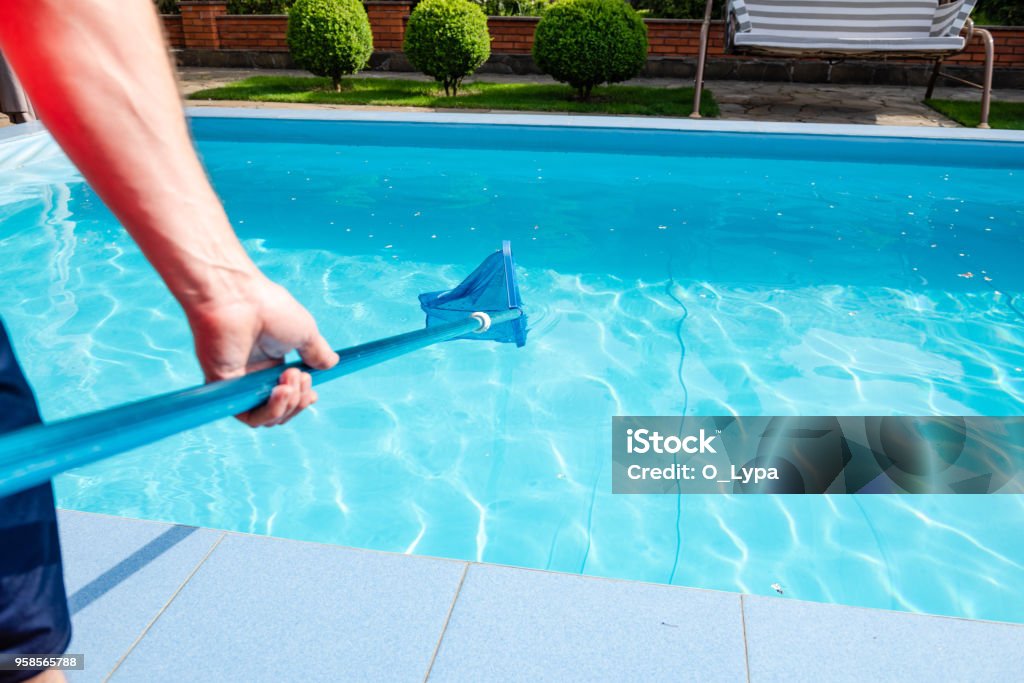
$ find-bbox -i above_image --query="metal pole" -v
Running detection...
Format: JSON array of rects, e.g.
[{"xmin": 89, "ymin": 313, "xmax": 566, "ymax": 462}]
[
  {"xmin": 690, "ymin": 0, "xmax": 715, "ymax": 119},
  {"xmin": 976, "ymin": 27, "xmax": 994, "ymax": 129},
  {"xmin": 0, "ymin": 308, "xmax": 522, "ymax": 497}
]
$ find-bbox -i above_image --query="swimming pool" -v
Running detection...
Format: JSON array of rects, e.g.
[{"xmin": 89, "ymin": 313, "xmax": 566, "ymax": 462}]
[{"xmin": 2, "ymin": 112, "xmax": 1023, "ymax": 624}]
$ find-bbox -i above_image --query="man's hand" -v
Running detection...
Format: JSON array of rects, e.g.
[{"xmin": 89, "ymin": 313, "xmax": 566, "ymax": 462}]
[
  {"xmin": 185, "ymin": 274, "xmax": 339, "ymax": 427},
  {"xmin": 0, "ymin": 0, "xmax": 341, "ymax": 428}
]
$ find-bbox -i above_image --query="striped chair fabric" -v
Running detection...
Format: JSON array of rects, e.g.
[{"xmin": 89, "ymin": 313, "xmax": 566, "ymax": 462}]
[{"xmin": 728, "ymin": 0, "xmax": 979, "ymax": 53}]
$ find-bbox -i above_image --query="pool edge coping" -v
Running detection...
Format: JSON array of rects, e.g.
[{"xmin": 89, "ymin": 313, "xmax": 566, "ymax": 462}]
[
  {"xmin": 182, "ymin": 106, "xmax": 1024, "ymax": 143},
  {"xmin": 0, "ymin": 120, "xmax": 45, "ymax": 142},
  {"xmin": 6, "ymin": 111, "xmax": 1024, "ymax": 144}
]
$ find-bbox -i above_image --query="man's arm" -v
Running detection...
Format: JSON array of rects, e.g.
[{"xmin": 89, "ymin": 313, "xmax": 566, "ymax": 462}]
[{"xmin": 0, "ymin": 0, "xmax": 338, "ymax": 426}]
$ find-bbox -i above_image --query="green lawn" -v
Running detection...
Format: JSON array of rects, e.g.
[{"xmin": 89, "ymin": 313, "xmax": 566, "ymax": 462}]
[
  {"xmin": 188, "ymin": 75, "xmax": 720, "ymax": 117},
  {"xmin": 926, "ymin": 99, "xmax": 1024, "ymax": 130}
]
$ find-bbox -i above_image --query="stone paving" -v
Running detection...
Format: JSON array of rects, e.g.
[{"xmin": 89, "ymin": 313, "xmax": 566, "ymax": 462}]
[{"xmin": 176, "ymin": 66, "xmax": 1024, "ymax": 127}]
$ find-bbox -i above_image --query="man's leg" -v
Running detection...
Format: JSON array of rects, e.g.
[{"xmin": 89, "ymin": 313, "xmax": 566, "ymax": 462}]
[{"xmin": 0, "ymin": 321, "xmax": 71, "ymax": 683}]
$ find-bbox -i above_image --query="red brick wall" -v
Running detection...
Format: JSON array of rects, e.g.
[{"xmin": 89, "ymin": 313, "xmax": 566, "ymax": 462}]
[
  {"xmin": 647, "ymin": 19, "xmax": 723, "ymax": 57},
  {"xmin": 163, "ymin": 2, "xmax": 1024, "ymax": 71},
  {"xmin": 179, "ymin": 1, "xmax": 227, "ymax": 49},
  {"xmin": 487, "ymin": 17, "xmax": 536, "ymax": 54},
  {"xmin": 949, "ymin": 26, "xmax": 1024, "ymax": 66},
  {"xmin": 366, "ymin": 2, "xmax": 408, "ymax": 51},
  {"xmin": 162, "ymin": 15, "xmax": 185, "ymax": 49},
  {"xmin": 217, "ymin": 15, "xmax": 289, "ymax": 51}
]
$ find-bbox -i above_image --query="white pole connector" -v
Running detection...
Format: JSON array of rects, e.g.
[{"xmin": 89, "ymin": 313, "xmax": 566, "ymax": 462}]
[{"xmin": 470, "ymin": 312, "xmax": 491, "ymax": 333}]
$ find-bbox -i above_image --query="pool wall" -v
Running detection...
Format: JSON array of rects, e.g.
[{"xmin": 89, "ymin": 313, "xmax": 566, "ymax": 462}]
[{"xmin": 186, "ymin": 108, "xmax": 1024, "ymax": 168}]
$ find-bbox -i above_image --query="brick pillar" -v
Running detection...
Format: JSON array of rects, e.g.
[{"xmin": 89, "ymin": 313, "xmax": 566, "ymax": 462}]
[
  {"xmin": 365, "ymin": 1, "xmax": 411, "ymax": 51},
  {"xmin": 161, "ymin": 15, "xmax": 186, "ymax": 49},
  {"xmin": 180, "ymin": 1, "xmax": 228, "ymax": 50}
]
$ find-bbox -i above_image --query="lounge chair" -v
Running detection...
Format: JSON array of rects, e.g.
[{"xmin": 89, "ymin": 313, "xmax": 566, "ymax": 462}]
[{"xmin": 689, "ymin": 0, "xmax": 994, "ymax": 127}]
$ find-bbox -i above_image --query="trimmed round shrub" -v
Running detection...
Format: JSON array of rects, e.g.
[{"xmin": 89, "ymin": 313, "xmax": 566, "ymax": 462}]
[
  {"xmin": 404, "ymin": 0, "xmax": 491, "ymax": 96},
  {"xmin": 287, "ymin": 0, "xmax": 373, "ymax": 91},
  {"xmin": 532, "ymin": 0, "xmax": 647, "ymax": 100},
  {"xmin": 472, "ymin": 0, "xmax": 550, "ymax": 17},
  {"xmin": 631, "ymin": 0, "xmax": 722, "ymax": 20},
  {"xmin": 228, "ymin": 0, "xmax": 294, "ymax": 13}
]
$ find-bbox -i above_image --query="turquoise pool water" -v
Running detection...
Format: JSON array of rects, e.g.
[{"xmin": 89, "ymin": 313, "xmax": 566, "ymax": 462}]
[{"xmin": 2, "ymin": 117, "xmax": 1023, "ymax": 623}]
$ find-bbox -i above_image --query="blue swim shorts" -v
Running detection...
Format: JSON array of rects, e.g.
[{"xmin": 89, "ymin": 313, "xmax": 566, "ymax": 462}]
[{"xmin": 0, "ymin": 321, "xmax": 71, "ymax": 682}]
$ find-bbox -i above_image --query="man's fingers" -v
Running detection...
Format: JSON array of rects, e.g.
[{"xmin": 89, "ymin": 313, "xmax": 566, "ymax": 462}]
[
  {"xmin": 236, "ymin": 368, "xmax": 318, "ymax": 428},
  {"xmin": 276, "ymin": 371, "xmax": 315, "ymax": 426},
  {"xmin": 271, "ymin": 369, "xmax": 304, "ymax": 425},
  {"xmin": 238, "ymin": 384, "xmax": 293, "ymax": 427},
  {"xmin": 298, "ymin": 333, "xmax": 339, "ymax": 371},
  {"xmin": 278, "ymin": 384, "xmax": 317, "ymax": 426}
]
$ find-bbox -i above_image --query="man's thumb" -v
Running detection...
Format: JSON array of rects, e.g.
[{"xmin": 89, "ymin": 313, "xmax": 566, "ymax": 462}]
[{"xmin": 299, "ymin": 333, "xmax": 339, "ymax": 370}]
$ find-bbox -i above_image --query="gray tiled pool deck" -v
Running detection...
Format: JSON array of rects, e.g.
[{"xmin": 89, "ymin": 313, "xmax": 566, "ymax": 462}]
[{"xmin": 59, "ymin": 509, "xmax": 1023, "ymax": 682}]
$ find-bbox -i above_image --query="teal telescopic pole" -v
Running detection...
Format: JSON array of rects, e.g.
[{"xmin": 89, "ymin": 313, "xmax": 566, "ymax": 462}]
[{"xmin": 0, "ymin": 308, "xmax": 522, "ymax": 498}]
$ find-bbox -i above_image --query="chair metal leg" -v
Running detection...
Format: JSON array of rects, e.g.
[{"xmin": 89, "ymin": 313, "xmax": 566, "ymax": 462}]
[
  {"xmin": 690, "ymin": 0, "xmax": 715, "ymax": 119},
  {"xmin": 976, "ymin": 27, "xmax": 994, "ymax": 129},
  {"xmin": 925, "ymin": 57, "xmax": 942, "ymax": 100}
]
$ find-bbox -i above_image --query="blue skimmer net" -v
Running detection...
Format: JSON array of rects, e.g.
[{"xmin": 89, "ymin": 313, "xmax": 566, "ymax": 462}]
[{"xmin": 419, "ymin": 240, "xmax": 527, "ymax": 347}]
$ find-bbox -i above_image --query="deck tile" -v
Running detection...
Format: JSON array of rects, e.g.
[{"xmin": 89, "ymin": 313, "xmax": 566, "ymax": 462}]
[
  {"xmin": 111, "ymin": 532, "xmax": 467, "ymax": 682},
  {"xmin": 428, "ymin": 563, "xmax": 748, "ymax": 682},
  {"xmin": 57, "ymin": 510, "xmax": 223, "ymax": 682},
  {"xmin": 743, "ymin": 594, "xmax": 1024, "ymax": 682}
]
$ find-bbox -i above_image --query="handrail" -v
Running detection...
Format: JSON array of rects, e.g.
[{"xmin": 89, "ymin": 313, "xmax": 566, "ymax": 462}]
[{"xmin": 690, "ymin": 0, "xmax": 716, "ymax": 119}]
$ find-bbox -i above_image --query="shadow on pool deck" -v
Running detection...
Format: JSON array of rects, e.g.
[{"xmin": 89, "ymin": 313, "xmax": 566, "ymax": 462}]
[
  {"xmin": 67, "ymin": 524, "xmax": 198, "ymax": 615},
  {"xmin": 57, "ymin": 509, "xmax": 1024, "ymax": 682}
]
